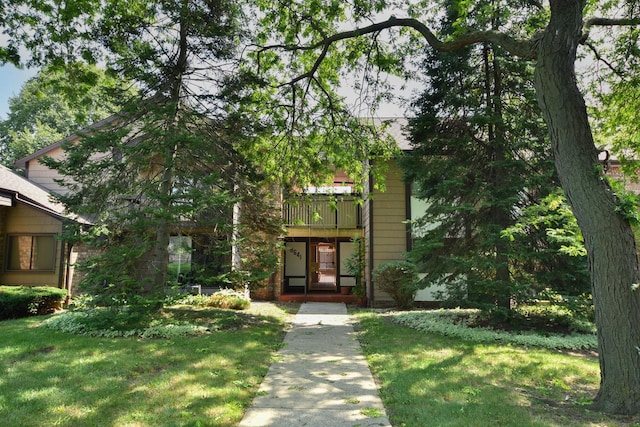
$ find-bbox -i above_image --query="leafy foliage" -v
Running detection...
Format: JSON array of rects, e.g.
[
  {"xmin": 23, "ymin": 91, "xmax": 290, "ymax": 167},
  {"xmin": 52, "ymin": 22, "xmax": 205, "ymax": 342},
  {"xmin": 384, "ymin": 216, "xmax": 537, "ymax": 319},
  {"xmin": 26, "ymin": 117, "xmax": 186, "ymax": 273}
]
[
  {"xmin": 245, "ymin": 0, "xmax": 400, "ymax": 194},
  {"xmin": 388, "ymin": 309, "xmax": 597, "ymax": 351},
  {"xmin": 0, "ymin": 286, "xmax": 67, "ymax": 319},
  {"xmin": 344, "ymin": 235, "xmax": 367, "ymax": 297},
  {"xmin": 40, "ymin": 309, "xmax": 210, "ymax": 338},
  {"xmin": 501, "ymin": 190, "xmax": 590, "ymax": 297},
  {"xmin": 372, "ymin": 261, "xmax": 419, "ymax": 308},
  {"xmin": 0, "ymin": 64, "xmax": 125, "ymax": 166},
  {"xmin": 42, "ymin": 290, "xmax": 249, "ymax": 338},
  {"xmin": 402, "ymin": 1, "xmax": 579, "ymax": 310},
  {"xmin": 36, "ymin": 0, "xmax": 283, "ymax": 304},
  {"xmin": 203, "ymin": 289, "xmax": 251, "ymax": 310}
]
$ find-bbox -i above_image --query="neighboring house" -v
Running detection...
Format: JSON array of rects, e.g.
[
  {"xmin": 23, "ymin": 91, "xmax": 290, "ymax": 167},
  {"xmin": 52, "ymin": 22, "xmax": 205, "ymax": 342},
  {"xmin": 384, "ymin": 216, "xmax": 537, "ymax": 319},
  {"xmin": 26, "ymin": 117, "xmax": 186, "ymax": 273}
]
[
  {"xmin": 0, "ymin": 164, "xmax": 91, "ymax": 299},
  {"xmin": 12, "ymin": 117, "xmax": 442, "ymax": 307}
]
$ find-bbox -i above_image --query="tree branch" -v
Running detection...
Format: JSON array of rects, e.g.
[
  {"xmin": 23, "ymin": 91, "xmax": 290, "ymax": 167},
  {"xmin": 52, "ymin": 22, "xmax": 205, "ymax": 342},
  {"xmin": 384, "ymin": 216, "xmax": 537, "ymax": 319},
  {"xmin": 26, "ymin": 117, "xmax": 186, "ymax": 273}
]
[
  {"xmin": 584, "ymin": 17, "xmax": 640, "ymax": 28},
  {"xmin": 581, "ymin": 17, "xmax": 640, "ymax": 43},
  {"xmin": 583, "ymin": 41, "xmax": 626, "ymax": 78},
  {"xmin": 258, "ymin": 16, "xmax": 537, "ymax": 88}
]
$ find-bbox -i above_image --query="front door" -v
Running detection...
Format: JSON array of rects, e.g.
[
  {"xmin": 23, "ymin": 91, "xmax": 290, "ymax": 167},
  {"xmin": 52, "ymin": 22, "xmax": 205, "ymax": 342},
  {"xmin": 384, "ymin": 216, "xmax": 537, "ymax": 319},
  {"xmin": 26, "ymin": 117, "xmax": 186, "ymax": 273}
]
[{"xmin": 310, "ymin": 242, "xmax": 336, "ymax": 290}]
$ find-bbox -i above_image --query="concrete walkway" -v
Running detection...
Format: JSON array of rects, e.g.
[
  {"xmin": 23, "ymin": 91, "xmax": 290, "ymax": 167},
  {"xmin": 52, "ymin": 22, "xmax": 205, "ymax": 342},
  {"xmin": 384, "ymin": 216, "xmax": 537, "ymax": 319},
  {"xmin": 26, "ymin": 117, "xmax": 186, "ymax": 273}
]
[{"xmin": 239, "ymin": 302, "xmax": 391, "ymax": 427}]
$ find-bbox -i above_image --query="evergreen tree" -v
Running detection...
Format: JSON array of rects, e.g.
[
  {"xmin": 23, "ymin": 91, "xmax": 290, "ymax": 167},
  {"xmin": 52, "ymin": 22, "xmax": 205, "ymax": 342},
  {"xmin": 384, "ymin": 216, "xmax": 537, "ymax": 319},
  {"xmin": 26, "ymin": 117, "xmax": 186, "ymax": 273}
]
[
  {"xmin": 43, "ymin": 0, "xmax": 282, "ymax": 304},
  {"xmin": 402, "ymin": 0, "xmax": 589, "ymax": 311}
]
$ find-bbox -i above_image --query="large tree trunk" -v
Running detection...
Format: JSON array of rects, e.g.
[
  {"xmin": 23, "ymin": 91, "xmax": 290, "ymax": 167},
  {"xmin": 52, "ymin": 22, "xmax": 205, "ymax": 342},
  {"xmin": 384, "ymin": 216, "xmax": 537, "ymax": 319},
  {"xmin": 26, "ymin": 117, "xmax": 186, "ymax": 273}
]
[{"xmin": 535, "ymin": 0, "xmax": 640, "ymax": 415}]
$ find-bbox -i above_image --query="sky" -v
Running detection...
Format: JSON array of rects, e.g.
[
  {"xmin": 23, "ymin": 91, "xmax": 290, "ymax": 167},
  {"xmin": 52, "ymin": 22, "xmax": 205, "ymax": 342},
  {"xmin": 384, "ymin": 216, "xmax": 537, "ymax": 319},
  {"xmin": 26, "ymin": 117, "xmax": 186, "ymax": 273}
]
[
  {"xmin": 0, "ymin": 63, "xmax": 38, "ymax": 119},
  {"xmin": 0, "ymin": 62, "xmax": 411, "ymax": 121}
]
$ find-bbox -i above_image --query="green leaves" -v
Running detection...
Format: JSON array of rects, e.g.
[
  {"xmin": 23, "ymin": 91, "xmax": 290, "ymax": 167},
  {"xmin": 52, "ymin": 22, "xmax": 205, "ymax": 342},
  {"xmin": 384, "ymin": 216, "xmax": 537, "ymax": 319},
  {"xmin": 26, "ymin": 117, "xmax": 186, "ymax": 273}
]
[
  {"xmin": 0, "ymin": 64, "xmax": 125, "ymax": 166},
  {"xmin": 390, "ymin": 309, "xmax": 597, "ymax": 351}
]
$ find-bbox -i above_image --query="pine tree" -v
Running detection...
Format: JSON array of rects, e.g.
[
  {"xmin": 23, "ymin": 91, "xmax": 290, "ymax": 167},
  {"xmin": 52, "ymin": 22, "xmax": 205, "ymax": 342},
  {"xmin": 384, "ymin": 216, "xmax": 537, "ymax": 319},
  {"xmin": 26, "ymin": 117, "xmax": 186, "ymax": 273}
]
[
  {"xmin": 402, "ymin": 0, "xmax": 589, "ymax": 311},
  {"xmin": 43, "ymin": 0, "xmax": 281, "ymax": 304}
]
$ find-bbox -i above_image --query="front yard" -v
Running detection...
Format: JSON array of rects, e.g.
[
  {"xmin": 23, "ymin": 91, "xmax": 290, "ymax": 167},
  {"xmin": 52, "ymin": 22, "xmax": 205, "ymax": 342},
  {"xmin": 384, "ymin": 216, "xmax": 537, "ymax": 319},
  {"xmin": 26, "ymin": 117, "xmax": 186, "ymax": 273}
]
[
  {"xmin": 2, "ymin": 302, "xmax": 639, "ymax": 426},
  {"xmin": 0, "ymin": 302, "xmax": 294, "ymax": 427},
  {"xmin": 354, "ymin": 310, "xmax": 639, "ymax": 427}
]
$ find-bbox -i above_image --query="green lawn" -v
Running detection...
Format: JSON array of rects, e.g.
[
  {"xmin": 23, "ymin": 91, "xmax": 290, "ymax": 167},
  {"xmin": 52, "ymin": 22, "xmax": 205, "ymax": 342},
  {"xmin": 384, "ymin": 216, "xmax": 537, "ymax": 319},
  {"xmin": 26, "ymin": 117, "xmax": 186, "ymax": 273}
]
[
  {"xmin": 5, "ymin": 303, "xmax": 639, "ymax": 426},
  {"xmin": 0, "ymin": 302, "xmax": 295, "ymax": 427},
  {"xmin": 355, "ymin": 311, "xmax": 640, "ymax": 427}
]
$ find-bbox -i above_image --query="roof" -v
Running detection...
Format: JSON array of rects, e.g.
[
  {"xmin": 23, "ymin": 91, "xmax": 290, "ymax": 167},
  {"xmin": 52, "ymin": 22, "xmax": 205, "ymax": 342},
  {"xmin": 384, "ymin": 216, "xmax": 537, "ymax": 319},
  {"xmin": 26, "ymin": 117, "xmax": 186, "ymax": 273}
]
[
  {"xmin": 0, "ymin": 164, "xmax": 92, "ymax": 225},
  {"xmin": 369, "ymin": 117, "xmax": 412, "ymax": 151},
  {"xmin": 14, "ymin": 114, "xmax": 120, "ymax": 170}
]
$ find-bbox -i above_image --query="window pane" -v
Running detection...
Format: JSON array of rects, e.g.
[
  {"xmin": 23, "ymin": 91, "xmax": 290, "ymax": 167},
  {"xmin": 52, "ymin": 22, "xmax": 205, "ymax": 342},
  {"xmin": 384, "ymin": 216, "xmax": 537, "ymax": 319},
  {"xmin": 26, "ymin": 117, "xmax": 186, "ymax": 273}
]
[{"xmin": 34, "ymin": 236, "xmax": 56, "ymax": 270}]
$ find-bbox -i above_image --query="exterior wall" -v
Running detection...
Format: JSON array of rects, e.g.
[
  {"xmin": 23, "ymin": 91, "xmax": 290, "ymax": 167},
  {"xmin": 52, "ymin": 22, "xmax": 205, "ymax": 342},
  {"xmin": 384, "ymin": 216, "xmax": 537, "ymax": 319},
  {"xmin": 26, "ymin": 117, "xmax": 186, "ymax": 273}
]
[
  {"xmin": 1, "ymin": 203, "xmax": 63, "ymax": 287},
  {"xmin": 0, "ymin": 207, "xmax": 6, "ymax": 280},
  {"xmin": 607, "ymin": 163, "xmax": 640, "ymax": 194},
  {"xmin": 367, "ymin": 159, "xmax": 409, "ymax": 306},
  {"xmin": 23, "ymin": 145, "xmax": 71, "ymax": 195}
]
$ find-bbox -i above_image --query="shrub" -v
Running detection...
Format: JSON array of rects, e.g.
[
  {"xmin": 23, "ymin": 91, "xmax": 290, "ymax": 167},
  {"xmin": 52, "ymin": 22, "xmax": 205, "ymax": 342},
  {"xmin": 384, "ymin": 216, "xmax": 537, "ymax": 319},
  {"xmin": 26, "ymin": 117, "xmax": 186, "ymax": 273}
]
[
  {"xmin": 0, "ymin": 286, "xmax": 67, "ymax": 320},
  {"xmin": 372, "ymin": 261, "xmax": 419, "ymax": 309},
  {"xmin": 205, "ymin": 289, "xmax": 250, "ymax": 310},
  {"xmin": 514, "ymin": 303, "xmax": 595, "ymax": 334},
  {"xmin": 345, "ymin": 236, "xmax": 367, "ymax": 297}
]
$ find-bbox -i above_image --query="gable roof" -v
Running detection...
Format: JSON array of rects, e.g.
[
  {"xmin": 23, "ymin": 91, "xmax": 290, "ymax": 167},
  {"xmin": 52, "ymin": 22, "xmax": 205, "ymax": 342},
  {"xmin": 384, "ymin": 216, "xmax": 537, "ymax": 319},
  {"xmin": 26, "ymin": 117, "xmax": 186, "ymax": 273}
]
[
  {"xmin": 14, "ymin": 114, "xmax": 120, "ymax": 170},
  {"xmin": 0, "ymin": 164, "xmax": 92, "ymax": 224},
  {"xmin": 368, "ymin": 117, "xmax": 411, "ymax": 151},
  {"xmin": 14, "ymin": 115, "xmax": 412, "ymax": 170}
]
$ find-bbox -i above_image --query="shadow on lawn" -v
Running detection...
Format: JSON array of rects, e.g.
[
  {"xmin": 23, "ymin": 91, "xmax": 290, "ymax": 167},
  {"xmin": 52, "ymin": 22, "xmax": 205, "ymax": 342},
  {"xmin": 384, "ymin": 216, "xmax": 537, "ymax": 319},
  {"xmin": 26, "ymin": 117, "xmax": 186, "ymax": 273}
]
[
  {"xmin": 0, "ymin": 307, "xmax": 289, "ymax": 426},
  {"xmin": 358, "ymin": 314, "xmax": 637, "ymax": 427}
]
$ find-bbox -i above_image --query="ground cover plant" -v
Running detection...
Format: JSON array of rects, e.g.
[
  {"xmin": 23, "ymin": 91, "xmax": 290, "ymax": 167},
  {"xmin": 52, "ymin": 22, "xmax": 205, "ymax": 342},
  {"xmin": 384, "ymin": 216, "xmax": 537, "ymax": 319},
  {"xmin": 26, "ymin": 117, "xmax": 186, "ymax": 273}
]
[
  {"xmin": 389, "ymin": 308, "xmax": 597, "ymax": 351},
  {"xmin": 354, "ymin": 311, "xmax": 640, "ymax": 426},
  {"xmin": 37, "ymin": 289, "xmax": 253, "ymax": 339},
  {"xmin": 0, "ymin": 301, "xmax": 297, "ymax": 427}
]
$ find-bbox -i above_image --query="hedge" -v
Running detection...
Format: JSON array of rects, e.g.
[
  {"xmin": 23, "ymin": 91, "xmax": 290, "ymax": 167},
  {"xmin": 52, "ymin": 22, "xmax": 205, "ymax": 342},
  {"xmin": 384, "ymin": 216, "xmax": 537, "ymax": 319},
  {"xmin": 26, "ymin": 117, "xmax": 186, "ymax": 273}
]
[{"xmin": 0, "ymin": 286, "xmax": 67, "ymax": 320}]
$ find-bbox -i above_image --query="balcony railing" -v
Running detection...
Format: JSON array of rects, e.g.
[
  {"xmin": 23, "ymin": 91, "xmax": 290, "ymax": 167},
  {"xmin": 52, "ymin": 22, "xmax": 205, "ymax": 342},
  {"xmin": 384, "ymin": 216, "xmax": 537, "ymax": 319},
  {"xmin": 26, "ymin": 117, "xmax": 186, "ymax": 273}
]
[{"xmin": 283, "ymin": 196, "xmax": 362, "ymax": 228}]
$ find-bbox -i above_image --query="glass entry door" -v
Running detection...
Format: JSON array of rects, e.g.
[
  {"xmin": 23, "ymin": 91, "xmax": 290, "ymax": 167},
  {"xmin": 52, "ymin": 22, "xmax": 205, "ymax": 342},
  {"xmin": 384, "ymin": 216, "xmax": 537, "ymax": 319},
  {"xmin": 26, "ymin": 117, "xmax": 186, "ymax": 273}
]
[{"xmin": 310, "ymin": 241, "xmax": 336, "ymax": 290}]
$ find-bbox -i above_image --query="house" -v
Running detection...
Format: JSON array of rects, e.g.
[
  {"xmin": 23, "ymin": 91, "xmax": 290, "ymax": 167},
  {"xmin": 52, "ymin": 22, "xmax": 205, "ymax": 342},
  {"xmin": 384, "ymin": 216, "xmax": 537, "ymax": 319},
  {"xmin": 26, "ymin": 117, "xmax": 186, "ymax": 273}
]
[
  {"xmin": 276, "ymin": 118, "xmax": 443, "ymax": 306},
  {"xmin": 11, "ymin": 117, "xmax": 443, "ymax": 307},
  {"xmin": 0, "ymin": 164, "xmax": 91, "ymax": 300}
]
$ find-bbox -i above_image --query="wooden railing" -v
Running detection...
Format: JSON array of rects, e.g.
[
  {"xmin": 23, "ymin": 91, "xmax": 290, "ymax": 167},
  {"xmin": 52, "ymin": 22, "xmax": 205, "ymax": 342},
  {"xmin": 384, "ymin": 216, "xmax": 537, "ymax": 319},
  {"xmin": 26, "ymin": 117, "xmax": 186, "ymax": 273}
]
[{"xmin": 283, "ymin": 196, "xmax": 362, "ymax": 228}]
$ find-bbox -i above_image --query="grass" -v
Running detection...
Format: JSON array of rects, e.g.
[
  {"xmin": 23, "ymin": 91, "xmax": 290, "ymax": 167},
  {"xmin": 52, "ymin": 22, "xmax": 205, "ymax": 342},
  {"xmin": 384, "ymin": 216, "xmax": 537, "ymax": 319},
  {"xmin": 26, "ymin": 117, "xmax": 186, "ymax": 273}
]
[
  {"xmin": 6, "ymin": 300, "xmax": 637, "ymax": 426},
  {"xmin": 354, "ymin": 310, "xmax": 640, "ymax": 427},
  {"xmin": 0, "ymin": 302, "xmax": 297, "ymax": 427}
]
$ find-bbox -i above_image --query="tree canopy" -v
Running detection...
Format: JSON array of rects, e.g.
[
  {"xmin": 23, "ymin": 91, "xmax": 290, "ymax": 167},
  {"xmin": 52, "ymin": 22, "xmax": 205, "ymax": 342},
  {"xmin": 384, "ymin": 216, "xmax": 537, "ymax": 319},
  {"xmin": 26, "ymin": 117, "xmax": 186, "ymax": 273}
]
[
  {"xmin": 0, "ymin": 63, "xmax": 123, "ymax": 166},
  {"xmin": 3, "ymin": 0, "xmax": 640, "ymax": 416},
  {"xmin": 401, "ymin": 0, "xmax": 589, "ymax": 311}
]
